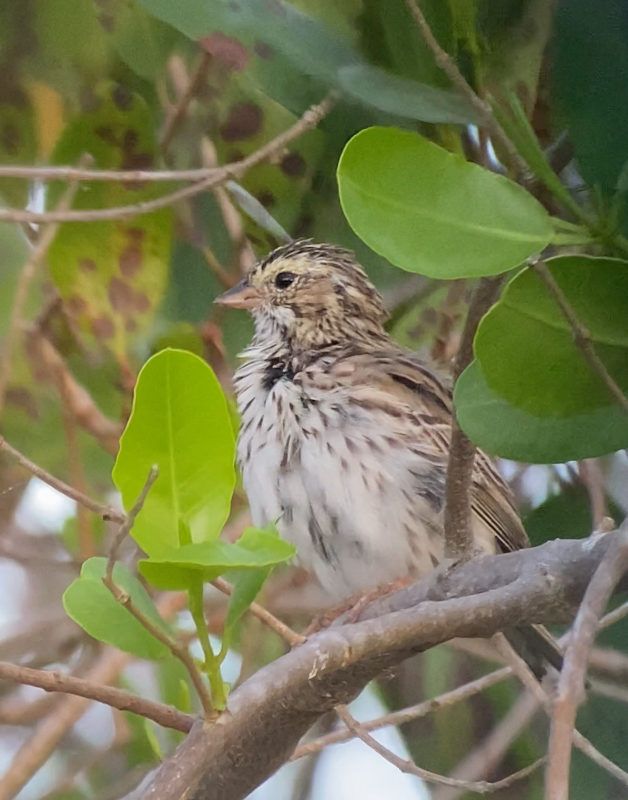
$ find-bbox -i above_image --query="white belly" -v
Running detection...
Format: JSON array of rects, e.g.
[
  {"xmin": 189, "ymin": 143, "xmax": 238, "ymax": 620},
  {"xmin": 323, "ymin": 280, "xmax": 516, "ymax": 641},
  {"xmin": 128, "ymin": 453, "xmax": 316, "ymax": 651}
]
[{"xmin": 236, "ymin": 368, "xmax": 448, "ymax": 599}]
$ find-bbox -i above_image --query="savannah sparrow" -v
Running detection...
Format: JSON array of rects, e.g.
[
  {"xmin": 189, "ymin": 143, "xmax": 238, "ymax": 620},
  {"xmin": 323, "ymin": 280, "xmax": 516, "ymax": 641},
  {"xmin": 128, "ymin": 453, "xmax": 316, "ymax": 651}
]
[{"xmin": 216, "ymin": 240, "xmax": 562, "ymax": 676}]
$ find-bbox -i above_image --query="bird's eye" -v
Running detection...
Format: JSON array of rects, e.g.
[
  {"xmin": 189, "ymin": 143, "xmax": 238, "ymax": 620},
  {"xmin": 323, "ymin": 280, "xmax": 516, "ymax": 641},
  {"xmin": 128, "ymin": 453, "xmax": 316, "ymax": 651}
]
[{"xmin": 275, "ymin": 271, "xmax": 297, "ymax": 290}]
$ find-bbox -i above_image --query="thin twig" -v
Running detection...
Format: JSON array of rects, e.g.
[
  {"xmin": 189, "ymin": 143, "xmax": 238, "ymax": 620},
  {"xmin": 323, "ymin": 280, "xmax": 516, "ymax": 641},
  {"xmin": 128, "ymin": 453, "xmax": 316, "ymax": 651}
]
[
  {"xmin": 0, "ymin": 94, "xmax": 336, "ymax": 224},
  {"xmin": 334, "ymin": 705, "xmax": 544, "ymax": 794},
  {"xmin": 0, "ymin": 592, "xmax": 186, "ymax": 800},
  {"xmin": 161, "ymin": 51, "xmax": 213, "ymax": 152},
  {"xmin": 292, "ymin": 667, "xmax": 512, "ymax": 760},
  {"xmin": 0, "ymin": 435, "xmax": 124, "ymax": 523},
  {"xmin": 444, "ymin": 277, "xmax": 503, "ymax": 559},
  {"xmin": 0, "ymin": 660, "xmax": 193, "ymax": 733},
  {"xmin": 546, "ymin": 526, "xmax": 628, "ymax": 800},
  {"xmin": 211, "ymin": 578, "xmax": 306, "ymax": 647},
  {"xmin": 404, "ymin": 0, "xmax": 529, "ymax": 179},
  {"xmin": 0, "ymin": 165, "xmax": 223, "ymax": 182},
  {"xmin": 0, "ymin": 157, "xmax": 89, "ymax": 418},
  {"xmin": 105, "ymin": 466, "xmax": 159, "ymax": 582},
  {"xmin": 102, "ymin": 577, "xmax": 214, "ymax": 719},
  {"xmin": 532, "ymin": 258, "xmax": 628, "ymax": 415}
]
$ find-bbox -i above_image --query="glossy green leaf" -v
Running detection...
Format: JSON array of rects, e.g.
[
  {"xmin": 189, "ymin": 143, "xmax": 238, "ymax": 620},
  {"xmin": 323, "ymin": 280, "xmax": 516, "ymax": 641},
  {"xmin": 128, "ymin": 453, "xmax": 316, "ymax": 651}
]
[
  {"xmin": 454, "ymin": 361, "xmax": 628, "ymax": 463},
  {"xmin": 475, "ymin": 256, "xmax": 628, "ymax": 416},
  {"xmin": 338, "ymin": 65, "xmax": 478, "ymax": 124},
  {"xmin": 63, "ymin": 558, "xmax": 170, "ymax": 659},
  {"xmin": 139, "ymin": 528, "xmax": 296, "ymax": 590},
  {"xmin": 113, "ymin": 349, "xmax": 236, "ymax": 556},
  {"xmin": 224, "ymin": 568, "xmax": 271, "ymax": 637},
  {"xmin": 47, "ymin": 82, "xmax": 173, "ymax": 364},
  {"xmin": 338, "ymin": 126, "xmax": 553, "ymax": 278}
]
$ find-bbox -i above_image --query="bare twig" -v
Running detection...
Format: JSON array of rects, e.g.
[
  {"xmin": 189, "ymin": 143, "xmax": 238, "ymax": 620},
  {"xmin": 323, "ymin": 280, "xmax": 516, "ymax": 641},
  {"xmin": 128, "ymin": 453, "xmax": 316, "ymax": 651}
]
[
  {"xmin": 579, "ymin": 459, "xmax": 608, "ymax": 528},
  {"xmin": 444, "ymin": 277, "xmax": 503, "ymax": 559},
  {"xmin": 0, "ymin": 592, "xmax": 186, "ymax": 800},
  {"xmin": 161, "ymin": 51, "xmax": 213, "ymax": 152},
  {"xmin": 546, "ymin": 526, "xmax": 628, "ymax": 800},
  {"xmin": 0, "ymin": 158, "xmax": 88, "ymax": 418},
  {"xmin": 404, "ymin": 0, "xmax": 529, "ymax": 179},
  {"xmin": 102, "ymin": 576, "xmax": 214, "ymax": 719},
  {"xmin": 0, "ymin": 165, "xmax": 222, "ymax": 182},
  {"xmin": 0, "ymin": 94, "xmax": 336, "ymax": 224},
  {"xmin": 334, "ymin": 705, "xmax": 543, "ymax": 794},
  {"xmin": 0, "ymin": 660, "xmax": 193, "ymax": 733},
  {"xmin": 0, "ymin": 435, "xmax": 124, "ymax": 523},
  {"xmin": 25, "ymin": 330, "xmax": 122, "ymax": 455},
  {"xmin": 532, "ymin": 258, "xmax": 628, "ymax": 415},
  {"xmin": 292, "ymin": 666, "xmax": 512, "ymax": 760},
  {"xmin": 105, "ymin": 466, "xmax": 159, "ymax": 582},
  {"xmin": 211, "ymin": 577, "xmax": 306, "ymax": 648}
]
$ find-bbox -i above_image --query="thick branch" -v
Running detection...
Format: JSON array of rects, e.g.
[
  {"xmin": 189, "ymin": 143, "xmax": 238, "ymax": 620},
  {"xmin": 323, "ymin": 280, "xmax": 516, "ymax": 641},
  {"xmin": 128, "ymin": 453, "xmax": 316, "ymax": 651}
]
[{"xmin": 139, "ymin": 532, "xmax": 622, "ymax": 800}]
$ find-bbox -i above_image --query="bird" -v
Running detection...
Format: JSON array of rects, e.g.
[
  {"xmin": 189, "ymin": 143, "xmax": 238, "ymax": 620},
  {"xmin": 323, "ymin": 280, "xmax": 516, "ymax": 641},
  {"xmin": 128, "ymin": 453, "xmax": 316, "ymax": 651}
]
[{"xmin": 215, "ymin": 239, "xmax": 563, "ymax": 677}]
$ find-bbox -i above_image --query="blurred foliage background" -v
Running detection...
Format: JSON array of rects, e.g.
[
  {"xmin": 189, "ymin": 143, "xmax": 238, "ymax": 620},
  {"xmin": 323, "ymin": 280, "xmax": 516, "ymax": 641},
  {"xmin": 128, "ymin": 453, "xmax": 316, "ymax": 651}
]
[{"xmin": 1, "ymin": 1, "xmax": 628, "ymax": 799}]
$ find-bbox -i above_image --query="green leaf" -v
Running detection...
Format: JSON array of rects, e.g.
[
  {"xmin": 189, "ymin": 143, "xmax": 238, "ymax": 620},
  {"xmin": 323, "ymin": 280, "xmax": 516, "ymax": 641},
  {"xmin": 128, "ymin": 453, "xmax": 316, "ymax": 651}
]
[
  {"xmin": 337, "ymin": 126, "xmax": 552, "ymax": 279},
  {"xmin": 475, "ymin": 256, "xmax": 628, "ymax": 416},
  {"xmin": 338, "ymin": 65, "xmax": 479, "ymax": 124},
  {"xmin": 139, "ymin": 528, "xmax": 296, "ymax": 590},
  {"xmin": 47, "ymin": 82, "xmax": 173, "ymax": 365},
  {"xmin": 224, "ymin": 568, "xmax": 271, "ymax": 637},
  {"xmin": 0, "ymin": 84, "xmax": 37, "ymax": 208},
  {"xmin": 63, "ymin": 557, "xmax": 170, "ymax": 659},
  {"xmin": 554, "ymin": 0, "xmax": 628, "ymax": 195},
  {"xmin": 113, "ymin": 349, "xmax": 236, "ymax": 556},
  {"xmin": 455, "ymin": 361, "xmax": 628, "ymax": 463}
]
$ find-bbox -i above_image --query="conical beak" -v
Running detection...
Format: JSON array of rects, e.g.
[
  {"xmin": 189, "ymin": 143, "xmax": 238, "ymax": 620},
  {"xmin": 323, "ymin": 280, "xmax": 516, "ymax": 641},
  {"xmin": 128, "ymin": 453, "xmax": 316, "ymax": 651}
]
[{"xmin": 214, "ymin": 281, "xmax": 262, "ymax": 309}]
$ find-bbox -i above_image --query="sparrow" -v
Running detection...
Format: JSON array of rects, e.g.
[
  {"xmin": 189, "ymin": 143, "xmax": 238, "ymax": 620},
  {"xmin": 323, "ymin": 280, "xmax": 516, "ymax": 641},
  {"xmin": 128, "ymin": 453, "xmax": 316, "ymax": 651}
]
[{"xmin": 216, "ymin": 239, "xmax": 562, "ymax": 676}]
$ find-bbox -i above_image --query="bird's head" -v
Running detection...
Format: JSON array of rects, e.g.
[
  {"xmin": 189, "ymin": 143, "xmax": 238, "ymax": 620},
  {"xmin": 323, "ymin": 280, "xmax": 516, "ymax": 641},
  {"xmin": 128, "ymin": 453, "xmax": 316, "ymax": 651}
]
[{"xmin": 215, "ymin": 240, "xmax": 388, "ymax": 349}]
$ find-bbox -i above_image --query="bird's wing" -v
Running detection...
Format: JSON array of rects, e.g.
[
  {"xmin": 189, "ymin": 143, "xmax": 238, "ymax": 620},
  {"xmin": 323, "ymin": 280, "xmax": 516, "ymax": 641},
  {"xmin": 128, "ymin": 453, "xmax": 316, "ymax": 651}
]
[{"xmin": 322, "ymin": 347, "xmax": 529, "ymax": 553}]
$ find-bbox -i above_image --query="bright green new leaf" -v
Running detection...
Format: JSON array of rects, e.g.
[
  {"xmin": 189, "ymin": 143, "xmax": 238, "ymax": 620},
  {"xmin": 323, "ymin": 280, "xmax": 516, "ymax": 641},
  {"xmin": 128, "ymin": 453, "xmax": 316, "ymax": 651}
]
[
  {"xmin": 454, "ymin": 361, "xmax": 628, "ymax": 463},
  {"xmin": 224, "ymin": 568, "xmax": 271, "ymax": 638},
  {"xmin": 139, "ymin": 528, "xmax": 296, "ymax": 590},
  {"xmin": 63, "ymin": 558, "xmax": 170, "ymax": 660},
  {"xmin": 113, "ymin": 349, "xmax": 236, "ymax": 556},
  {"xmin": 338, "ymin": 127, "xmax": 553, "ymax": 278},
  {"xmin": 338, "ymin": 65, "xmax": 479, "ymax": 124},
  {"xmin": 475, "ymin": 256, "xmax": 628, "ymax": 417}
]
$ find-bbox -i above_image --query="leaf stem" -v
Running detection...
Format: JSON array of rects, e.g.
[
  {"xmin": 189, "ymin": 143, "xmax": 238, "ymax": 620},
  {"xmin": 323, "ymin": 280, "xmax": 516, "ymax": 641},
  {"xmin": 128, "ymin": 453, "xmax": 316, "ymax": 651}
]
[{"xmin": 188, "ymin": 579, "xmax": 227, "ymax": 710}]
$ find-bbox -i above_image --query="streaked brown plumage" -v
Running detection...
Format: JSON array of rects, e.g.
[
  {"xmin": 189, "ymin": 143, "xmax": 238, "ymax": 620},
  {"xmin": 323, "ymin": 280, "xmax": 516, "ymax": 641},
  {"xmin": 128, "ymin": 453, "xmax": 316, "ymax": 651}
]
[{"xmin": 217, "ymin": 240, "xmax": 562, "ymax": 676}]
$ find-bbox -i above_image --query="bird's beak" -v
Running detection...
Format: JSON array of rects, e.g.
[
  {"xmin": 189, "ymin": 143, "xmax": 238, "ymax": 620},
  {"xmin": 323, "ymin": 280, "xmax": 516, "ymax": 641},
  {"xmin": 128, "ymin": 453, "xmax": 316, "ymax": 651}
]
[{"xmin": 214, "ymin": 281, "xmax": 262, "ymax": 309}]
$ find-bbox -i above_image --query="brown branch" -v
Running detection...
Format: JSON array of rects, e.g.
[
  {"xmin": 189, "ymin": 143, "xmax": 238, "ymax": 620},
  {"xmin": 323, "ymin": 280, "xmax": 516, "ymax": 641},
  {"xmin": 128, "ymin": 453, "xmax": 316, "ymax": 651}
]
[
  {"xmin": 25, "ymin": 330, "xmax": 122, "ymax": 455},
  {"xmin": 0, "ymin": 165, "xmax": 222, "ymax": 182},
  {"xmin": 0, "ymin": 592, "xmax": 186, "ymax": 800},
  {"xmin": 532, "ymin": 258, "xmax": 628, "ymax": 415},
  {"xmin": 0, "ymin": 94, "xmax": 336, "ymax": 224},
  {"xmin": 105, "ymin": 465, "xmax": 159, "ymax": 582},
  {"xmin": 293, "ymin": 666, "xmax": 512, "ymax": 759},
  {"xmin": 139, "ymin": 532, "xmax": 623, "ymax": 800},
  {"xmin": 444, "ymin": 277, "xmax": 503, "ymax": 559},
  {"xmin": 0, "ymin": 158, "xmax": 88, "ymax": 418},
  {"xmin": 335, "ymin": 704, "xmax": 543, "ymax": 794},
  {"xmin": 211, "ymin": 577, "xmax": 306, "ymax": 648},
  {"xmin": 0, "ymin": 435, "xmax": 124, "ymax": 523},
  {"xmin": 546, "ymin": 525, "xmax": 628, "ymax": 800},
  {"xmin": 404, "ymin": 0, "xmax": 529, "ymax": 180},
  {"xmin": 161, "ymin": 51, "xmax": 213, "ymax": 152},
  {"xmin": 0, "ymin": 660, "xmax": 193, "ymax": 733}
]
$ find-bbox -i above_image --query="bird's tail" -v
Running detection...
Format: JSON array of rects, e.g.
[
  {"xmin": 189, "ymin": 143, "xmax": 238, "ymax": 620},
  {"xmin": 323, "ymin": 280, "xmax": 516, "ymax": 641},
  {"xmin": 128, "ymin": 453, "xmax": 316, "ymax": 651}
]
[{"xmin": 504, "ymin": 624, "xmax": 564, "ymax": 680}]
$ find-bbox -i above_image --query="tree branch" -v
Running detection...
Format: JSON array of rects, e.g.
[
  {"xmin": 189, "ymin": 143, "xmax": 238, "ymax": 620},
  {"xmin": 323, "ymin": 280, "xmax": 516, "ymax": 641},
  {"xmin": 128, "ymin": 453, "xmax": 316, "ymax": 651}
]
[
  {"xmin": 334, "ymin": 704, "xmax": 544, "ymax": 794},
  {"xmin": 546, "ymin": 525, "xmax": 628, "ymax": 800},
  {"xmin": 444, "ymin": 277, "xmax": 503, "ymax": 559},
  {"xmin": 0, "ymin": 435, "xmax": 125, "ymax": 523},
  {"xmin": 138, "ymin": 531, "xmax": 623, "ymax": 800},
  {"xmin": 0, "ymin": 94, "xmax": 336, "ymax": 224},
  {"xmin": 0, "ymin": 661, "xmax": 193, "ymax": 734}
]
